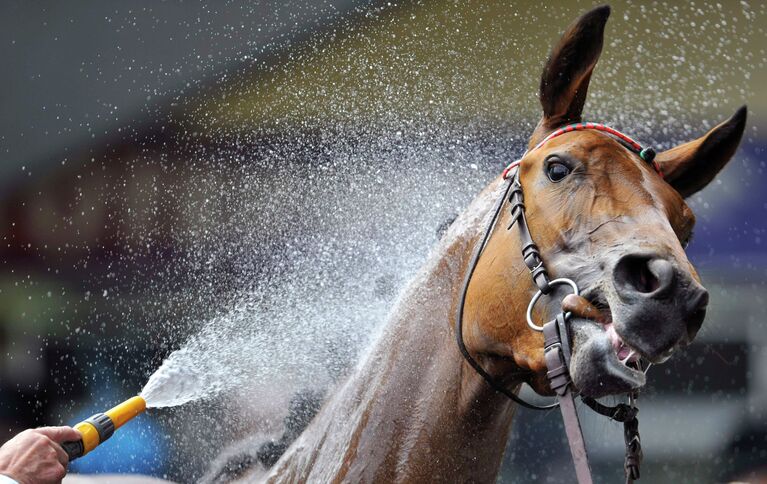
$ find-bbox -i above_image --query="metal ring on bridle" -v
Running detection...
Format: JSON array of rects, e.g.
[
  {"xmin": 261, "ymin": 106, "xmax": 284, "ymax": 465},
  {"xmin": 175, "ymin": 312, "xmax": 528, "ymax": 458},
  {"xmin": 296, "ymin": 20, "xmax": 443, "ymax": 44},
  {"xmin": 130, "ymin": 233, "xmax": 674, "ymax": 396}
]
[{"xmin": 526, "ymin": 278, "xmax": 580, "ymax": 331}]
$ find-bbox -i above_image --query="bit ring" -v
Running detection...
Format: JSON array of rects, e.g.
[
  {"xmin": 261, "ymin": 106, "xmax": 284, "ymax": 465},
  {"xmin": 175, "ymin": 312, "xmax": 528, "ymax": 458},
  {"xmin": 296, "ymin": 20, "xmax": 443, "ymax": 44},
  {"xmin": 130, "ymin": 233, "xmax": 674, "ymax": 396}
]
[{"xmin": 526, "ymin": 278, "xmax": 579, "ymax": 332}]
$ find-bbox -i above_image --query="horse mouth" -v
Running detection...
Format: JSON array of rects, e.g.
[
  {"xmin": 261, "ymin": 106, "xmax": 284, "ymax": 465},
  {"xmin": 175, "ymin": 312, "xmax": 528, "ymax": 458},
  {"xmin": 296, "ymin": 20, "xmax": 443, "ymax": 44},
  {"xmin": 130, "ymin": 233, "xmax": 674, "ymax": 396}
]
[
  {"xmin": 580, "ymin": 291, "xmax": 678, "ymax": 363},
  {"xmin": 564, "ymin": 292, "xmax": 651, "ymax": 398}
]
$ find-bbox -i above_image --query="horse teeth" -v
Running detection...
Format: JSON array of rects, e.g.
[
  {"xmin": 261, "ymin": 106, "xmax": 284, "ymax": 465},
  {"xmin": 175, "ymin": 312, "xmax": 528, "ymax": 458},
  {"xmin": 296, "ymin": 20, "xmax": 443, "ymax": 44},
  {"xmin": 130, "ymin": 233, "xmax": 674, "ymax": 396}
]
[
  {"xmin": 620, "ymin": 352, "xmax": 629, "ymax": 365},
  {"xmin": 619, "ymin": 348, "xmax": 638, "ymax": 365},
  {"xmin": 624, "ymin": 349, "xmax": 636, "ymax": 364}
]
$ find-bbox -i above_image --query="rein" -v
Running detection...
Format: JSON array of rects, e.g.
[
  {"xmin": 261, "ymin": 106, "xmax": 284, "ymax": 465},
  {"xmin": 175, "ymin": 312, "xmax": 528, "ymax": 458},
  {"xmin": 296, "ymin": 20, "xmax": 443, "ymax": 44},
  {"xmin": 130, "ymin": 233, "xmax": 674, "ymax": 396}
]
[{"xmin": 456, "ymin": 122, "xmax": 660, "ymax": 484}]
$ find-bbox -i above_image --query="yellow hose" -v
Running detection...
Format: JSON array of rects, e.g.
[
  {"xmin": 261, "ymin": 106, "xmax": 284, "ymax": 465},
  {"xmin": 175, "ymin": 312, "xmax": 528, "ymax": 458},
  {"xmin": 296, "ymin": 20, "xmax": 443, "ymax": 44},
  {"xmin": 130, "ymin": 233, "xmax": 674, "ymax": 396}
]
[{"xmin": 105, "ymin": 396, "xmax": 147, "ymax": 430}]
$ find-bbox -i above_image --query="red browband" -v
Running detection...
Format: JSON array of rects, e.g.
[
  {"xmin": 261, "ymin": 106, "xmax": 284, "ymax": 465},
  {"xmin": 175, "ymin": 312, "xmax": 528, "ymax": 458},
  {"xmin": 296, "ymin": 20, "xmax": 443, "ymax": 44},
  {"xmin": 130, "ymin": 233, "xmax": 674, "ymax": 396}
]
[{"xmin": 502, "ymin": 122, "xmax": 662, "ymax": 179}]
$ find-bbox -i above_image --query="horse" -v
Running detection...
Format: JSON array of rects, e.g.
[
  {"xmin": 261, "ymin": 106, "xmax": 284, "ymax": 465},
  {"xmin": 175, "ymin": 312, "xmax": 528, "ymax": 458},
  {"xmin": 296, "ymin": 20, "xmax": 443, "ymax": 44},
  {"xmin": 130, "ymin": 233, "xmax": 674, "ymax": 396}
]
[{"xmin": 198, "ymin": 5, "xmax": 746, "ymax": 483}]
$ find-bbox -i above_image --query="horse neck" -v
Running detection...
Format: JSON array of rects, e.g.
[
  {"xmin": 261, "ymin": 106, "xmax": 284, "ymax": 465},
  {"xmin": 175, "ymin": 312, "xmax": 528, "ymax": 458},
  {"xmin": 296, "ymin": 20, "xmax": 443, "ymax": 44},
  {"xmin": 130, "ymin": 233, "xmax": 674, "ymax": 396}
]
[{"xmin": 268, "ymin": 178, "xmax": 527, "ymax": 482}]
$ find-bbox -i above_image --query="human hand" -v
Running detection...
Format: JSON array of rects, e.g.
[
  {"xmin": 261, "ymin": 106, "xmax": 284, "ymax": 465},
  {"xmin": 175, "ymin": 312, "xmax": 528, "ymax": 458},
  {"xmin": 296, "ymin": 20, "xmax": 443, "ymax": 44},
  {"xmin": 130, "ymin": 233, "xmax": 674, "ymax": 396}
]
[{"xmin": 0, "ymin": 427, "xmax": 81, "ymax": 484}]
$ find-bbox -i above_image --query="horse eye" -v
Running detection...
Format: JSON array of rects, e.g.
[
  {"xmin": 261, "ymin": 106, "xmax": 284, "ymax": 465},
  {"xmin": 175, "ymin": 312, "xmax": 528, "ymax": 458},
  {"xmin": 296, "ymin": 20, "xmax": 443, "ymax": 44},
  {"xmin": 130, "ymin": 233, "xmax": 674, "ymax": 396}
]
[{"xmin": 546, "ymin": 162, "xmax": 571, "ymax": 182}]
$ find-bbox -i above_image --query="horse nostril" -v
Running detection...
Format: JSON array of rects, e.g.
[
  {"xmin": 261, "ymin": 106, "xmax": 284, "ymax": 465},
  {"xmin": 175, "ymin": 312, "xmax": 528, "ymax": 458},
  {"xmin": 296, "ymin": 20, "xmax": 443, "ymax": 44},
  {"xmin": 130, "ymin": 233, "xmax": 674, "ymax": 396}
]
[{"xmin": 613, "ymin": 254, "xmax": 675, "ymax": 300}]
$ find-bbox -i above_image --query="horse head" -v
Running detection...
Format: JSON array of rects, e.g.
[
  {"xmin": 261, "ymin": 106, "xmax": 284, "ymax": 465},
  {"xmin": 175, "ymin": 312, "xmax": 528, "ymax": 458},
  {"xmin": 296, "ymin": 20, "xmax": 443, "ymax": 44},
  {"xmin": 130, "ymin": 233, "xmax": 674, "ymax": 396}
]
[{"xmin": 462, "ymin": 5, "xmax": 746, "ymax": 399}]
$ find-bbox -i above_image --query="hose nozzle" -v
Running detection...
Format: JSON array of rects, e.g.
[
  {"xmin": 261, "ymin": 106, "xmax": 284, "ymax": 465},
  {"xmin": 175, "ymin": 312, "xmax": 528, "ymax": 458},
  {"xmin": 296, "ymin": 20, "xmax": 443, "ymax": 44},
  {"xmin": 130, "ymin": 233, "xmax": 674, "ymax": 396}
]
[{"xmin": 62, "ymin": 396, "xmax": 147, "ymax": 461}]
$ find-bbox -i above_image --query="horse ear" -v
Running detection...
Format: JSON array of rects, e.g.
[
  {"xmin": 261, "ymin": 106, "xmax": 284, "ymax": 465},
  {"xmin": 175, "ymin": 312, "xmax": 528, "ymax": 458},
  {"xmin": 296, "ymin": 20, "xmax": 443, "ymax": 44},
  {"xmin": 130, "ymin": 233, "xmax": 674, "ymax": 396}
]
[
  {"xmin": 531, "ymin": 5, "xmax": 611, "ymax": 146},
  {"xmin": 655, "ymin": 106, "xmax": 747, "ymax": 198}
]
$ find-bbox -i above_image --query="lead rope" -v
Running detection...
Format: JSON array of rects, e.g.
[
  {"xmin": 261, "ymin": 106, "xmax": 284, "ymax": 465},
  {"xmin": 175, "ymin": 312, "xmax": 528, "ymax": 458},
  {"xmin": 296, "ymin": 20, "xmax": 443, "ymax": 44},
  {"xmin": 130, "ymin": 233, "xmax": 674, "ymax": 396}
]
[{"xmin": 543, "ymin": 313, "xmax": 594, "ymax": 483}]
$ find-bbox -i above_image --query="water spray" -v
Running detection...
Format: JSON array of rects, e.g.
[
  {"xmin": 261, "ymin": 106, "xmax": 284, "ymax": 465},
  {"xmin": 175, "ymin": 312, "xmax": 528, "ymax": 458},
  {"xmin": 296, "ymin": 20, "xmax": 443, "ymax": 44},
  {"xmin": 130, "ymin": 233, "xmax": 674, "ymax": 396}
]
[
  {"xmin": 61, "ymin": 396, "xmax": 147, "ymax": 461},
  {"xmin": 59, "ymin": 340, "xmax": 226, "ymax": 462}
]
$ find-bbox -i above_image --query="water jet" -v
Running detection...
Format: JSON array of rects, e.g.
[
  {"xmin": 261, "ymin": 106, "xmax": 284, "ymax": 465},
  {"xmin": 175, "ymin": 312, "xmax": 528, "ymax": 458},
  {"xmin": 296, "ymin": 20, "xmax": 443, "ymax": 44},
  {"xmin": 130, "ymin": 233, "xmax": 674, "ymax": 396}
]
[{"xmin": 61, "ymin": 342, "xmax": 221, "ymax": 462}]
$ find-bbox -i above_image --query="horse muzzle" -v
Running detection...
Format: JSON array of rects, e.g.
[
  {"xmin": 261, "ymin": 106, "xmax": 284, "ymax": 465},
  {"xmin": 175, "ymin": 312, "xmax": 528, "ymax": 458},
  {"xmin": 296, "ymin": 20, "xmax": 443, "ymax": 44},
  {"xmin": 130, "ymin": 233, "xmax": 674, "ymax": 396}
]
[{"xmin": 563, "ymin": 252, "xmax": 708, "ymax": 398}]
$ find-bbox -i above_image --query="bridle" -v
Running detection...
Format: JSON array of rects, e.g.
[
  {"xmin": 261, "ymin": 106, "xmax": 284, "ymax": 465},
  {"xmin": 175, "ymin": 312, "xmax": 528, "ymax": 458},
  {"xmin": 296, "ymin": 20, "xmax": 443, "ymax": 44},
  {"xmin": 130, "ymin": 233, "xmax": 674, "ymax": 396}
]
[{"xmin": 456, "ymin": 122, "xmax": 661, "ymax": 484}]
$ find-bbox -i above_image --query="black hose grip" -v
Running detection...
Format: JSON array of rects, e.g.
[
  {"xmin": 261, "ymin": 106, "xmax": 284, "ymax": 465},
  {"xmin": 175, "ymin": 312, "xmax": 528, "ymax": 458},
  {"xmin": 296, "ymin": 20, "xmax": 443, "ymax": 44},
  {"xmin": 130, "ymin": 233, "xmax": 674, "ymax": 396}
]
[
  {"xmin": 85, "ymin": 413, "xmax": 115, "ymax": 443},
  {"xmin": 61, "ymin": 439, "xmax": 84, "ymax": 461},
  {"xmin": 60, "ymin": 412, "xmax": 115, "ymax": 462}
]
